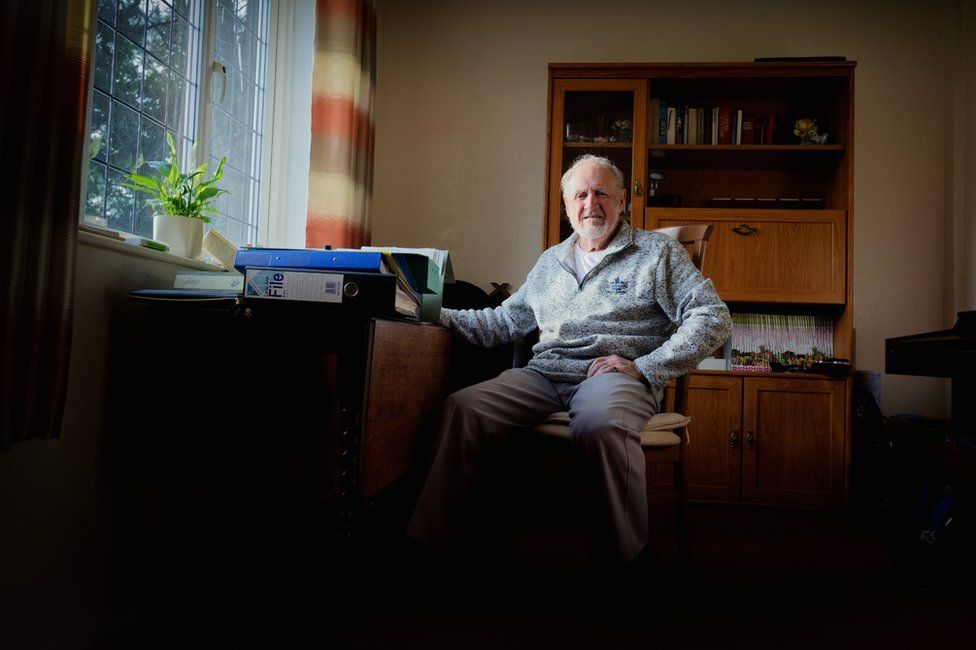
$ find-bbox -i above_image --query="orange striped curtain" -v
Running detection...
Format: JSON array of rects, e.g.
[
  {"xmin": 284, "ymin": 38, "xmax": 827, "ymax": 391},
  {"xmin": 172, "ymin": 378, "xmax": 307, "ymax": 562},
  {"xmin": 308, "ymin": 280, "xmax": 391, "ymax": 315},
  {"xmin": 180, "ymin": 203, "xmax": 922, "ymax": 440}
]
[{"xmin": 306, "ymin": 0, "xmax": 376, "ymax": 249}]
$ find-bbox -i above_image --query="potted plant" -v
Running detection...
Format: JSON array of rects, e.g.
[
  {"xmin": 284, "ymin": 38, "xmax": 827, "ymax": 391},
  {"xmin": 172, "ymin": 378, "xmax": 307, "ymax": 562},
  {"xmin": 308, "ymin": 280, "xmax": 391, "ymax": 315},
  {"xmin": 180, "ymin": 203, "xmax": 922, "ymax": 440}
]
[{"xmin": 123, "ymin": 133, "xmax": 227, "ymax": 258}]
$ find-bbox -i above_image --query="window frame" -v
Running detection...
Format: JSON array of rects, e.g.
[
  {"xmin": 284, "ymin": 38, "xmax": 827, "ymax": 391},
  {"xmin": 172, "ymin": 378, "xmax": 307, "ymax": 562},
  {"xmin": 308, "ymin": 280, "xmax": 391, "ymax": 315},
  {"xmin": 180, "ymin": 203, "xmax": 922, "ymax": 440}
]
[{"xmin": 79, "ymin": 0, "xmax": 281, "ymax": 254}]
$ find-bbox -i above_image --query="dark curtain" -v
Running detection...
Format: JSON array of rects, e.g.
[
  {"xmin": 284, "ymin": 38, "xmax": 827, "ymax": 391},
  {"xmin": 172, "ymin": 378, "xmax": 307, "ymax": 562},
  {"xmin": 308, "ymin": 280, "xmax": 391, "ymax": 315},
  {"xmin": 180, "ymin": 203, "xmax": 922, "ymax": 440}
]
[{"xmin": 0, "ymin": 0, "xmax": 92, "ymax": 450}]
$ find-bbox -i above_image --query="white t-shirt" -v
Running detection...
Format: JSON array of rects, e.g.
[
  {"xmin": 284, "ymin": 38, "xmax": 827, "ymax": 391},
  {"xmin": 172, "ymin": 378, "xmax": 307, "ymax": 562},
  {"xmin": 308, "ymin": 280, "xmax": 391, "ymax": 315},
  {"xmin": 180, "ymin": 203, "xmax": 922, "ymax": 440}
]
[{"xmin": 574, "ymin": 242, "xmax": 612, "ymax": 282}]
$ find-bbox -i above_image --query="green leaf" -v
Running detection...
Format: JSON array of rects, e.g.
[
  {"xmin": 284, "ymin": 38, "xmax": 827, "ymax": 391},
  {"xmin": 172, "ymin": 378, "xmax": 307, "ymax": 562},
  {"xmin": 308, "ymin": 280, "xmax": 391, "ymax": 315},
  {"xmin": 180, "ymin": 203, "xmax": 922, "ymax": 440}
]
[{"xmin": 147, "ymin": 161, "xmax": 171, "ymax": 176}]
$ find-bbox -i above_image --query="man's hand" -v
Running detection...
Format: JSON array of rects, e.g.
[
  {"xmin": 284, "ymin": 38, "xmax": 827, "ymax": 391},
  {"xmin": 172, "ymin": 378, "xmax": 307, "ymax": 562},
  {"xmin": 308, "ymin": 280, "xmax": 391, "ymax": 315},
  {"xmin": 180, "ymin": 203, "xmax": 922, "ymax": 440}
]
[{"xmin": 587, "ymin": 354, "xmax": 644, "ymax": 382}]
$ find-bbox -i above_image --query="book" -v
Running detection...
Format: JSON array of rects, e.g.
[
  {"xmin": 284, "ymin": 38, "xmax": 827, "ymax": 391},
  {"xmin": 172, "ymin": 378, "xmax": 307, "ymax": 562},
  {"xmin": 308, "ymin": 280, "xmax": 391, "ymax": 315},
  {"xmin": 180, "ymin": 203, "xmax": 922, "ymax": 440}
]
[
  {"xmin": 718, "ymin": 107, "xmax": 731, "ymax": 144},
  {"xmin": 124, "ymin": 235, "xmax": 169, "ymax": 252},
  {"xmin": 740, "ymin": 116, "xmax": 755, "ymax": 144},
  {"xmin": 648, "ymin": 98, "xmax": 660, "ymax": 144},
  {"xmin": 174, "ymin": 270, "xmax": 244, "ymax": 291},
  {"xmin": 735, "ymin": 110, "xmax": 743, "ymax": 145},
  {"xmin": 711, "ymin": 107, "xmax": 719, "ymax": 145},
  {"xmin": 666, "ymin": 107, "xmax": 677, "ymax": 144},
  {"xmin": 764, "ymin": 115, "xmax": 776, "ymax": 145},
  {"xmin": 659, "ymin": 100, "xmax": 668, "ymax": 144},
  {"xmin": 687, "ymin": 108, "xmax": 697, "ymax": 146}
]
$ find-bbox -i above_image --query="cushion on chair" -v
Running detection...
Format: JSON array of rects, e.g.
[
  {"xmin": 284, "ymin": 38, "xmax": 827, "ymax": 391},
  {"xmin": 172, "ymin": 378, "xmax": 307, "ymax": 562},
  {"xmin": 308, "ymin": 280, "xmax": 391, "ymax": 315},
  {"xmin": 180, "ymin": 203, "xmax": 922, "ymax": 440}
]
[{"xmin": 533, "ymin": 411, "xmax": 690, "ymax": 448}]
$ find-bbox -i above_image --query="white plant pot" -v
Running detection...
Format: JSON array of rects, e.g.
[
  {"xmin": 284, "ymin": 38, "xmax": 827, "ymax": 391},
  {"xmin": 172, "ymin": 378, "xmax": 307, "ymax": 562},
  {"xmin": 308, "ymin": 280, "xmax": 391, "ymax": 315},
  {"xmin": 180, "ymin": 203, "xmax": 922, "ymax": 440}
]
[{"xmin": 153, "ymin": 214, "xmax": 204, "ymax": 258}]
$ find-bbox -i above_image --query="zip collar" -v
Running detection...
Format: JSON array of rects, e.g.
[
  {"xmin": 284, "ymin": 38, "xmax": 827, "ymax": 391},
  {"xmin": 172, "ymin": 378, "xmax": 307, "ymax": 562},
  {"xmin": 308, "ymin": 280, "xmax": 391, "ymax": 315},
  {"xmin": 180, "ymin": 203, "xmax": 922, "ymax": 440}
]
[{"xmin": 556, "ymin": 221, "xmax": 636, "ymax": 281}]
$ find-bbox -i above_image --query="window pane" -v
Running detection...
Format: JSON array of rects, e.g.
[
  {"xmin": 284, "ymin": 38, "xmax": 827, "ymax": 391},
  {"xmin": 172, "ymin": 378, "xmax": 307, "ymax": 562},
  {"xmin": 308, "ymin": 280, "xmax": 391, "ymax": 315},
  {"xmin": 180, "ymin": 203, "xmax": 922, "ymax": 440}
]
[
  {"xmin": 171, "ymin": 15, "xmax": 190, "ymax": 77},
  {"xmin": 207, "ymin": 0, "xmax": 269, "ymax": 249},
  {"xmin": 143, "ymin": 54, "xmax": 167, "ymax": 121},
  {"xmin": 139, "ymin": 117, "xmax": 167, "ymax": 174},
  {"xmin": 86, "ymin": 160, "xmax": 107, "ymax": 221},
  {"xmin": 108, "ymin": 100, "xmax": 139, "ymax": 171},
  {"xmin": 167, "ymin": 71, "xmax": 188, "ymax": 134},
  {"xmin": 172, "ymin": 0, "xmax": 190, "ymax": 18},
  {"xmin": 89, "ymin": 90, "xmax": 110, "ymax": 162},
  {"xmin": 113, "ymin": 35, "xmax": 144, "ymax": 109},
  {"xmin": 105, "ymin": 167, "xmax": 136, "ymax": 232},
  {"xmin": 145, "ymin": 0, "xmax": 172, "ymax": 64},
  {"xmin": 117, "ymin": 0, "xmax": 146, "ymax": 46},
  {"xmin": 94, "ymin": 21, "xmax": 115, "ymax": 93},
  {"xmin": 98, "ymin": 0, "xmax": 116, "ymax": 25},
  {"xmin": 84, "ymin": 0, "xmax": 202, "ymax": 231}
]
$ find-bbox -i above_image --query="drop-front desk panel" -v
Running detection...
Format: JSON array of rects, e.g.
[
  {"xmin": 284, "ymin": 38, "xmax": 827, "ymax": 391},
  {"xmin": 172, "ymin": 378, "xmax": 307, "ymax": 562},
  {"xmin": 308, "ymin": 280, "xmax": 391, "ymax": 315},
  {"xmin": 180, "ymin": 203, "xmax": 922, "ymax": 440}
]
[{"xmin": 126, "ymin": 298, "xmax": 451, "ymax": 536}]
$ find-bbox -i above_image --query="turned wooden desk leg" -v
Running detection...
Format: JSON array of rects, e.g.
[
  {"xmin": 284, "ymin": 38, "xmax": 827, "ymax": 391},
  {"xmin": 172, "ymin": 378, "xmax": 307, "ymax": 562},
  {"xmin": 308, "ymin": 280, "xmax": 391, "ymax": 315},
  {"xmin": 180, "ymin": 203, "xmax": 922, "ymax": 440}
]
[{"xmin": 337, "ymin": 405, "xmax": 364, "ymax": 541}]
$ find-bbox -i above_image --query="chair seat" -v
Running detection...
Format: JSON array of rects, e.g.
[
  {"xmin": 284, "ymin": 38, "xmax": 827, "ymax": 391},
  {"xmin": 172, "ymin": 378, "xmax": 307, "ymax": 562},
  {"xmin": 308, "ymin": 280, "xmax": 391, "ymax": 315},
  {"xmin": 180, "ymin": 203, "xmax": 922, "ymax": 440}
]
[{"xmin": 533, "ymin": 411, "xmax": 691, "ymax": 448}]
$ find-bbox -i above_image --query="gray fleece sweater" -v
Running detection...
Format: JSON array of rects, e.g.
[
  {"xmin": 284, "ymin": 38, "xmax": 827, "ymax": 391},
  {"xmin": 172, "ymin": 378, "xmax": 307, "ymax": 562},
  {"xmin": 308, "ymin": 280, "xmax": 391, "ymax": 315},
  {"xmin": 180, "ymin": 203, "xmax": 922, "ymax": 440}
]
[{"xmin": 440, "ymin": 222, "xmax": 732, "ymax": 398}]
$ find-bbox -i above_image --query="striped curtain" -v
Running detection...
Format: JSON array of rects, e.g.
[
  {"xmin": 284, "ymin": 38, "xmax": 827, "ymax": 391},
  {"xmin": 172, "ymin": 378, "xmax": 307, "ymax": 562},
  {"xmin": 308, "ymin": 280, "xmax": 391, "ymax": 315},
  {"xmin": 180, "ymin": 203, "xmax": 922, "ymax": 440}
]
[
  {"xmin": 0, "ymin": 0, "xmax": 91, "ymax": 450},
  {"xmin": 305, "ymin": 0, "xmax": 376, "ymax": 249}
]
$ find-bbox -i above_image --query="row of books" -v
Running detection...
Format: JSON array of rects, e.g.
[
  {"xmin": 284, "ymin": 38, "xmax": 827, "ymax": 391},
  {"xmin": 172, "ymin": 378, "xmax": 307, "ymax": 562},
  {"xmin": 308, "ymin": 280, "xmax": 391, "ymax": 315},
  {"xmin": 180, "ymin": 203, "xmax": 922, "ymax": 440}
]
[
  {"xmin": 648, "ymin": 99, "xmax": 774, "ymax": 146},
  {"xmin": 730, "ymin": 313, "xmax": 834, "ymax": 372}
]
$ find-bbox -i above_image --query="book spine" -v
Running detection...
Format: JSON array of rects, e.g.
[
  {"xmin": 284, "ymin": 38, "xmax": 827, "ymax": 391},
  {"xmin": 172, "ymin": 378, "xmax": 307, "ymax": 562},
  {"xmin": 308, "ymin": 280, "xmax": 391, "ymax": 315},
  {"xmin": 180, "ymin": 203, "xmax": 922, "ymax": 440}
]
[
  {"xmin": 735, "ymin": 110, "xmax": 743, "ymax": 145},
  {"xmin": 718, "ymin": 107, "xmax": 731, "ymax": 144},
  {"xmin": 666, "ymin": 107, "xmax": 677, "ymax": 144},
  {"xmin": 741, "ymin": 116, "xmax": 755, "ymax": 144},
  {"xmin": 697, "ymin": 108, "xmax": 705, "ymax": 144},
  {"xmin": 659, "ymin": 101, "xmax": 668, "ymax": 144},
  {"xmin": 764, "ymin": 114, "xmax": 775, "ymax": 145},
  {"xmin": 712, "ymin": 107, "xmax": 719, "ymax": 145},
  {"xmin": 687, "ymin": 108, "xmax": 697, "ymax": 146},
  {"xmin": 648, "ymin": 98, "xmax": 660, "ymax": 145}
]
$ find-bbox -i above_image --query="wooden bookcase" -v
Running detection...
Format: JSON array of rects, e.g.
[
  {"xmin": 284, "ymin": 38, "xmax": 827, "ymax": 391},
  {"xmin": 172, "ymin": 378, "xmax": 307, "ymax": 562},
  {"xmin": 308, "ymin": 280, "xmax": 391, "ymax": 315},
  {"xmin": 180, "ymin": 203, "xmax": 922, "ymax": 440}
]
[{"xmin": 544, "ymin": 62, "xmax": 855, "ymax": 508}]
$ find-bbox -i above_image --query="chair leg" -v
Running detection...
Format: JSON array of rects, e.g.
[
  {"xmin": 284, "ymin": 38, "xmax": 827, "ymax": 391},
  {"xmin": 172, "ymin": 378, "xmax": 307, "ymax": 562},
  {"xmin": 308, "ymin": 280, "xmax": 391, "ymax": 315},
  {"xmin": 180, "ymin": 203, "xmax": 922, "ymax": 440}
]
[{"xmin": 673, "ymin": 458, "xmax": 695, "ymax": 599}]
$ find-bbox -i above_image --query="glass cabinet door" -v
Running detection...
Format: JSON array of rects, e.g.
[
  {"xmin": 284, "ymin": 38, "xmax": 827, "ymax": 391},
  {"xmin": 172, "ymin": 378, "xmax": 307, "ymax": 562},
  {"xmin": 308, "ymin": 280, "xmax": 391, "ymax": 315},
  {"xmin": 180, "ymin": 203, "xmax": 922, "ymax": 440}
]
[{"xmin": 546, "ymin": 79, "xmax": 647, "ymax": 247}]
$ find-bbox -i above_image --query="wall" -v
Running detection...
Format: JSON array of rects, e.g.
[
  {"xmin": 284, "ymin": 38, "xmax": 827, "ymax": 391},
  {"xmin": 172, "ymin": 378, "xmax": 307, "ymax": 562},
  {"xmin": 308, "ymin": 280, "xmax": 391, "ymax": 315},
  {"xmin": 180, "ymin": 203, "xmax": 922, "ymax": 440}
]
[
  {"xmin": 373, "ymin": 0, "xmax": 959, "ymax": 417},
  {"xmin": 0, "ymin": 241, "xmax": 207, "ymax": 647}
]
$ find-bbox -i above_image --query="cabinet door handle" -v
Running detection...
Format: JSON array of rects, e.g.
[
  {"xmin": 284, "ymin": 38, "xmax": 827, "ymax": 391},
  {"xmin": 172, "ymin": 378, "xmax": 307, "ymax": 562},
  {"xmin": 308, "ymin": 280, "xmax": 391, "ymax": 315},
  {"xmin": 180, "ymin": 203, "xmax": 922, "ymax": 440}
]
[
  {"xmin": 729, "ymin": 429, "xmax": 740, "ymax": 448},
  {"xmin": 732, "ymin": 224, "xmax": 759, "ymax": 236},
  {"xmin": 633, "ymin": 179, "xmax": 642, "ymax": 197},
  {"xmin": 745, "ymin": 430, "xmax": 755, "ymax": 449}
]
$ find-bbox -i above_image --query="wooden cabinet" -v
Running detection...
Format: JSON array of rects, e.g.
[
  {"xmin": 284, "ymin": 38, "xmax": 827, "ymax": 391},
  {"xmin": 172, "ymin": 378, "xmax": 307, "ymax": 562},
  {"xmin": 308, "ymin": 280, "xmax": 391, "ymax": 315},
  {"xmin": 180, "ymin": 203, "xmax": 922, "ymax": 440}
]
[
  {"xmin": 652, "ymin": 373, "xmax": 847, "ymax": 507},
  {"xmin": 545, "ymin": 62, "xmax": 855, "ymax": 510},
  {"xmin": 678, "ymin": 374, "xmax": 742, "ymax": 502},
  {"xmin": 741, "ymin": 376, "xmax": 846, "ymax": 506},
  {"xmin": 546, "ymin": 78, "xmax": 648, "ymax": 243},
  {"xmin": 651, "ymin": 208, "xmax": 846, "ymax": 304}
]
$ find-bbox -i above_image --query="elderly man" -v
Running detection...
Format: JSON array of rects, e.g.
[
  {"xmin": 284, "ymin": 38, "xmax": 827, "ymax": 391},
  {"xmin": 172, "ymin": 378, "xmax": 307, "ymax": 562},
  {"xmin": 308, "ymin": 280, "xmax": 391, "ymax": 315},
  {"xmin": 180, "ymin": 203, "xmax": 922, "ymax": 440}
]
[{"xmin": 407, "ymin": 154, "xmax": 731, "ymax": 572}]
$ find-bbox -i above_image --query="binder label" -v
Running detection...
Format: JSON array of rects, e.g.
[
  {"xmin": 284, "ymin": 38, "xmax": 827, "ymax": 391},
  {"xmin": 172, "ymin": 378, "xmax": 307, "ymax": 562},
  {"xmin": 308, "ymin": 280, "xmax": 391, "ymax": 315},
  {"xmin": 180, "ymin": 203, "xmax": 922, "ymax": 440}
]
[{"xmin": 245, "ymin": 269, "xmax": 343, "ymax": 303}]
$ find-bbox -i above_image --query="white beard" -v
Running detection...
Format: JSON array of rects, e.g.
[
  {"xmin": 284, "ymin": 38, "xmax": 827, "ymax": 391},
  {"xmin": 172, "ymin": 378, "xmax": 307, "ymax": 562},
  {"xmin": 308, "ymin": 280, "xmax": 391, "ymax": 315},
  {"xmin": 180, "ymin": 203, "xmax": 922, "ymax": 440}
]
[{"xmin": 572, "ymin": 216, "xmax": 610, "ymax": 242}]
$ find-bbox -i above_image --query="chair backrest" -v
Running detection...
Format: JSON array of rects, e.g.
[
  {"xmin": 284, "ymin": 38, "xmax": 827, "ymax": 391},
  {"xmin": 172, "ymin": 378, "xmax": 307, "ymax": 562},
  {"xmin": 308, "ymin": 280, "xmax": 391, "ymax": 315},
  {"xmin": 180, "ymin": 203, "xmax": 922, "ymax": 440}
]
[{"xmin": 653, "ymin": 224, "xmax": 713, "ymax": 271}]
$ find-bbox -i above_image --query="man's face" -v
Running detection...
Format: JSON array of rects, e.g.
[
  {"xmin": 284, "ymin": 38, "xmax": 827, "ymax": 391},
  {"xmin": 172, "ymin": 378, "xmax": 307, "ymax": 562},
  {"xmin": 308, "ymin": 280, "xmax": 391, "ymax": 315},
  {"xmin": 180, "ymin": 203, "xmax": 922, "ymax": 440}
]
[{"xmin": 563, "ymin": 163, "xmax": 626, "ymax": 250}]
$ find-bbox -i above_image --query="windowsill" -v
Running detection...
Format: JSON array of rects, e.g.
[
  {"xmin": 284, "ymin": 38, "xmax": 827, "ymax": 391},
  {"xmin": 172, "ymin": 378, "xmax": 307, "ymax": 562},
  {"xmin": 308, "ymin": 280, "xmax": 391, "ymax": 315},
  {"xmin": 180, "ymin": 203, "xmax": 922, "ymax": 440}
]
[{"xmin": 78, "ymin": 231, "xmax": 225, "ymax": 272}]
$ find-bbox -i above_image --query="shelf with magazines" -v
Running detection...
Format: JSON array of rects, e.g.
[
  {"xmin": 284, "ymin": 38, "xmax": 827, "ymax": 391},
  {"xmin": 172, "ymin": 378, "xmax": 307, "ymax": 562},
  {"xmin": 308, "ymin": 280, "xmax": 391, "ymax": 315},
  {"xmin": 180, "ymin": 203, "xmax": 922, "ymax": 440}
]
[
  {"xmin": 564, "ymin": 142, "xmax": 633, "ymax": 149},
  {"xmin": 544, "ymin": 61, "xmax": 855, "ymax": 509}
]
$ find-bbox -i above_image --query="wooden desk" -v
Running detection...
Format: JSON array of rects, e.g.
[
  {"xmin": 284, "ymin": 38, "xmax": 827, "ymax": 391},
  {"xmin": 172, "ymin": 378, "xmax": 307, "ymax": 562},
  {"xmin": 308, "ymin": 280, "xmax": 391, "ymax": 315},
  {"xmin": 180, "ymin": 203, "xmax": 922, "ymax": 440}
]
[{"xmin": 126, "ymin": 299, "xmax": 450, "ymax": 534}]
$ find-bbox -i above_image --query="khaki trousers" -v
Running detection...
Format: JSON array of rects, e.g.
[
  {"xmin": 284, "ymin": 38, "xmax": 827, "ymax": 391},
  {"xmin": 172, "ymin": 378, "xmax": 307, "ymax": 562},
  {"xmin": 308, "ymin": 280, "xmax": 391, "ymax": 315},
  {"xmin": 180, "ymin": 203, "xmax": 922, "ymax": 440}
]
[{"xmin": 407, "ymin": 368, "xmax": 658, "ymax": 566}]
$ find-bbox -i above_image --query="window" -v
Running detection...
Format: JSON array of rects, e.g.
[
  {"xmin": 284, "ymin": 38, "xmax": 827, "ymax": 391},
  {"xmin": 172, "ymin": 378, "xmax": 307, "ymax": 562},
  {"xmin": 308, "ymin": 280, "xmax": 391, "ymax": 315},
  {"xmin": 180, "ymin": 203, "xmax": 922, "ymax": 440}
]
[{"xmin": 84, "ymin": 0, "xmax": 270, "ymax": 249}]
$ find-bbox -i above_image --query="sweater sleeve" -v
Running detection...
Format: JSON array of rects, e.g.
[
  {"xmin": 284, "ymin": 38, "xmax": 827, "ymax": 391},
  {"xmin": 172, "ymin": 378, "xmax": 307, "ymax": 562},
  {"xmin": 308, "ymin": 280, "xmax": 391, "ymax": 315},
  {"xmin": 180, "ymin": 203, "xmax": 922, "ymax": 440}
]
[
  {"xmin": 633, "ymin": 238, "xmax": 732, "ymax": 391},
  {"xmin": 438, "ymin": 275, "xmax": 539, "ymax": 348}
]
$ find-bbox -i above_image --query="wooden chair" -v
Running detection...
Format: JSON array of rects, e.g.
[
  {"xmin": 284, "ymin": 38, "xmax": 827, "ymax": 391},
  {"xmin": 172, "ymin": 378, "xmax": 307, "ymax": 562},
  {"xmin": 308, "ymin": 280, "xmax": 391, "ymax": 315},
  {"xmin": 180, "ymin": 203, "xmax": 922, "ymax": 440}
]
[{"xmin": 530, "ymin": 223, "xmax": 714, "ymax": 588}]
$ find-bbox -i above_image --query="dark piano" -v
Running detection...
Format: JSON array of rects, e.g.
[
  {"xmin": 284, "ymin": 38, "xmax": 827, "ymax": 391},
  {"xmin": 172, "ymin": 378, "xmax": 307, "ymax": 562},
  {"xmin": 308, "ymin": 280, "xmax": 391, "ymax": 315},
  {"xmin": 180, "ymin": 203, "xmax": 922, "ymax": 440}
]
[{"xmin": 886, "ymin": 310, "xmax": 976, "ymax": 426}]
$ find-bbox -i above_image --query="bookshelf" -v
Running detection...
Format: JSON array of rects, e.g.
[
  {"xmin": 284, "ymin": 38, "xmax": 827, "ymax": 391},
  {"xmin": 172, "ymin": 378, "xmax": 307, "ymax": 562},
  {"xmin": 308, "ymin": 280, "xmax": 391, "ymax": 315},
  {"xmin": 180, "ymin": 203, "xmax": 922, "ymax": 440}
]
[{"xmin": 544, "ymin": 62, "xmax": 855, "ymax": 508}]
